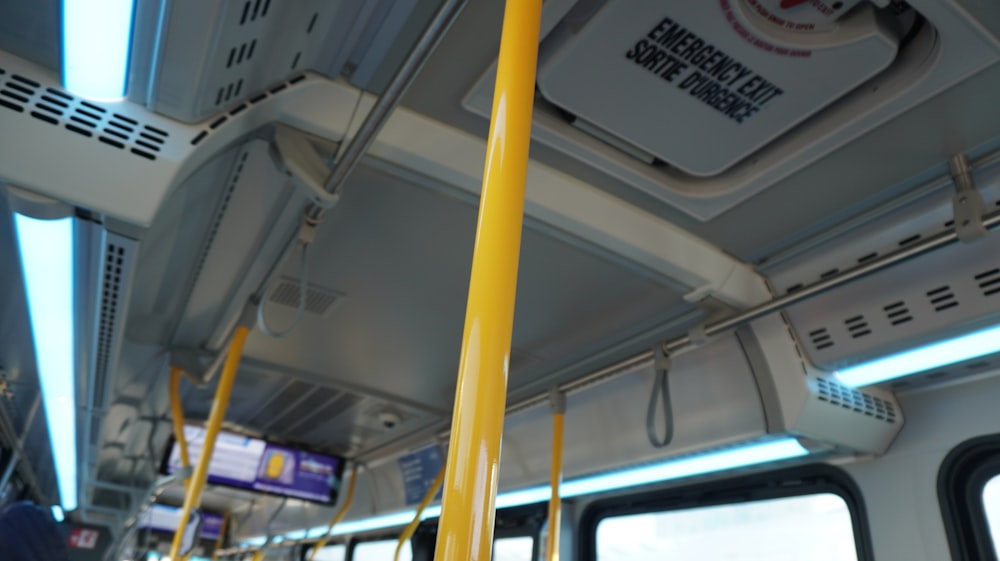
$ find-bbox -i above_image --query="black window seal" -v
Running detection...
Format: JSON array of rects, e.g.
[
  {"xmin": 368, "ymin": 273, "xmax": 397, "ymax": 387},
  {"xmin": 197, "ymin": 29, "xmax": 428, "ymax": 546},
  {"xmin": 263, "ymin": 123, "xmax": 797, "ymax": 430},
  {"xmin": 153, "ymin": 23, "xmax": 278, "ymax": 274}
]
[
  {"xmin": 939, "ymin": 434, "xmax": 1000, "ymax": 561},
  {"xmin": 414, "ymin": 502, "xmax": 545, "ymax": 561},
  {"xmin": 578, "ymin": 463, "xmax": 874, "ymax": 561},
  {"xmin": 348, "ymin": 534, "xmax": 414, "ymax": 561},
  {"xmin": 300, "ymin": 539, "xmax": 348, "ymax": 561}
]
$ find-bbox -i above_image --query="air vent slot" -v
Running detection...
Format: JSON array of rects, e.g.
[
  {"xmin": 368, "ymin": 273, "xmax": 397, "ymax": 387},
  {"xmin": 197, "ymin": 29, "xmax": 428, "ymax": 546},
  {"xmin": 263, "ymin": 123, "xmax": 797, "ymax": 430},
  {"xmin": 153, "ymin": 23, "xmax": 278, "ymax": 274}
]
[
  {"xmin": 90, "ymin": 234, "xmax": 137, "ymax": 461},
  {"xmin": 809, "ymin": 327, "xmax": 834, "ymax": 350},
  {"xmin": 926, "ymin": 285, "xmax": 958, "ymax": 312},
  {"xmin": 815, "ymin": 377, "xmax": 897, "ymax": 424},
  {"xmin": 883, "ymin": 301, "xmax": 912, "ymax": 326},
  {"xmin": 190, "ymin": 74, "xmax": 308, "ymax": 144},
  {"xmin": 269, "ymin": 278, "xmax": 343, "ymax": 317},
  {"xmin": 0, "ymin": 67, "xmax": 169, "ymax": 161},
  {"xmin": 976, "ymin": 268, "xmax": 1000, "ymax": 297},
  {"xmin": 95, "ymin": 243, "xmax": 126, "ymax": 386},
  {"xmin": 844, "ymin": 315, "xmax": 871, "ymax": 339}
]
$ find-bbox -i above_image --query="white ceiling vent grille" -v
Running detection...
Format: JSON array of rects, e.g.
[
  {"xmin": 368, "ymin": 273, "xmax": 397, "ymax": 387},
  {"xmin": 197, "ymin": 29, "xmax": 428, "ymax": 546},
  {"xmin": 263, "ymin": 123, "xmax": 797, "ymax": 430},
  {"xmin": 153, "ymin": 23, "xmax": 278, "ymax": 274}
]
[
  {"xmin": 883, "ymin": 301, "xmax": 913, "ymax": 326},
  {"xmin": 782, "ymin": 223, "xmax": 1000, "ymax": 371},
  {"xmin": 813, "ymin": 377, "xmax": 897, "ymax": 424},
  {"xmin": 926, "ymin": 285, "xmax": 959, "ymax": 312},
  {"xmin": 86, "ymin": 231, "xmax": 138, "ymax": 452},
  {"xmin": 977, "ymin": 268, "xmax": 1000, "ymax": 297},
  {"xmin": 269, "ymin": 278, "xmax": 343, "ymax": 317},
  {"xmin": 0, "ymin": 68, "xmax": 168, "ymax": 161},
  {"xmin": 844, "ymin": 315, "xmax": 871, "ymax": 339},
  {"xmin": 189, "ymin": 73, "xmax": 309, "ymax": 147},
  {"xmin": 93, "ymin": 242, "xmax": 127, "ymax": 402},
  {"xmin": 145, "ymin": 0, "xmax": 340, "ymax": 122},
  {"xmin": 808, "ymin": 327, "xmax": 833, "ymax": 350}
]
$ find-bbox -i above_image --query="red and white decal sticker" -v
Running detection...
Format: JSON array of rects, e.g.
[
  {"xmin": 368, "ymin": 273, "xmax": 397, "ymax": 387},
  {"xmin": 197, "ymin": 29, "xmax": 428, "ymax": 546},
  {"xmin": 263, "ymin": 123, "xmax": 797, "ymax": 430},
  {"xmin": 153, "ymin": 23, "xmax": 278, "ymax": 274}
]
[
  {"xmin": 720, "ymin": 0, "xmax": 812, "ymax": 57},
  {"xmin": 747, "ymin": 0, "xmax": 817, "ymax": 31},
  {"xmin": 68, "ymin": 527, "xmax": 100, "ymax": 549}
]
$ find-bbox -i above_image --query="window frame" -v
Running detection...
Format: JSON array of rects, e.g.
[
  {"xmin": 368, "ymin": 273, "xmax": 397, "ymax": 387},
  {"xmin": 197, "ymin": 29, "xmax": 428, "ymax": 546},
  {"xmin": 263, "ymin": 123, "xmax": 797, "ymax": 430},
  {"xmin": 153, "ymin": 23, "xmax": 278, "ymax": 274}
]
[
  {"xmin": 493, "ymin": 526, "xmax": 540, "ymax": 561},
  {"xmin": 939, "ymin": 435, "xmax": 1000, "ymax": 561},
  {"xmin": 348, "ymin": 534, "xmax": 414, "ymax": 561},
  {"xmin": 302, "ymin": 540, "xmax": 348, "ymax": 561},
  {"xmin": 579, "ymin": 463, "xmax": 874, "ymax": 561}
]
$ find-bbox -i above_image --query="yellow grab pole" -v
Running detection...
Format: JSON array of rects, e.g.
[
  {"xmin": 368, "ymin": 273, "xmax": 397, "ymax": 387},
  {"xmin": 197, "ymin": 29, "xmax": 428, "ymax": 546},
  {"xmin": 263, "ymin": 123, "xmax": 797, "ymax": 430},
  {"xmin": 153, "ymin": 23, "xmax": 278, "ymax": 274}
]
[
  {"xmin": 546, "ymin": 390, "xmax": 566, "ymax": 561},
  {"xmin": 433, "ymin": 2, "xmax": 542, "ymax": 560},
  {"xmin": 395, "ymin": 466, "xmax": 446, "ymax": 561},
  {"xmin": 210, "ymin": 512, "xmax": 230, "ymax": 561},
  {"xmin": 168, "ymin": 325, "xmax": 251, "ymax": 561},
  {"xmin": 308, "ymin": 466, "xmax": 359, "ymax": 561},
  {"xmin": 169, "ymin": 366, "xmax": 191, "ymax": 483},
  {"xmin": 250, "ymin": 551, "xmax": 265, "ymax": 561}
]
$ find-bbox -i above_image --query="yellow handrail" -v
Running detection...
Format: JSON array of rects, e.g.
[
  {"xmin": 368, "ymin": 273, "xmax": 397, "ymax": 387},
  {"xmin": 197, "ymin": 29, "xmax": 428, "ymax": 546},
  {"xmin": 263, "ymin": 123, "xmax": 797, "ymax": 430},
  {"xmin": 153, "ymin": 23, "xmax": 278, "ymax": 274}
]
[
  {"xmin": 210, "ymin": 511, "xmax": 229, "ymax": 561},
  {"xmin": 432, "ymin": 1, "xmax": 542, "ymax": 560},
  {"xmin": 169, "ymin": 366, "xmax": 191, "ymax": 485},
  {"xmin": 546, "ymin": 389, "xmax": 566, "ymax": 561},
  {"xmin": 308, "ymin": 466, "xmax": 359, "ymax": 561},
  {"xmin": 168, "ymin": 325, "xmax": 251, "ymax": 560},
  {"xmin": 395, "ymin": 466, "xmax": 446, "ymax": 561}
]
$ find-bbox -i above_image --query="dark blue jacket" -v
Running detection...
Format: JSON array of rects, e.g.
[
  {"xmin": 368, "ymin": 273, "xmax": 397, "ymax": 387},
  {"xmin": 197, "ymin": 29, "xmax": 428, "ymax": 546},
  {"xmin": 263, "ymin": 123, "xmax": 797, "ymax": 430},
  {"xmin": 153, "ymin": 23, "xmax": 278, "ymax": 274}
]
[{"xmin": 0, "ymin": 502, "xmax": 69, "ymax": 561}]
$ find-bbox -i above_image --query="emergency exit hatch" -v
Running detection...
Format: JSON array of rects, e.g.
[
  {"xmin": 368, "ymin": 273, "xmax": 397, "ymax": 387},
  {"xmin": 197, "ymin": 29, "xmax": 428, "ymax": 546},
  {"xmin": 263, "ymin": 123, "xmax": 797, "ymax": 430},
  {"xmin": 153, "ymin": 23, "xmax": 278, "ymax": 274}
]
[{"xmin": 537, "ymin": 0, "xmax": 901, "ymax": 177}]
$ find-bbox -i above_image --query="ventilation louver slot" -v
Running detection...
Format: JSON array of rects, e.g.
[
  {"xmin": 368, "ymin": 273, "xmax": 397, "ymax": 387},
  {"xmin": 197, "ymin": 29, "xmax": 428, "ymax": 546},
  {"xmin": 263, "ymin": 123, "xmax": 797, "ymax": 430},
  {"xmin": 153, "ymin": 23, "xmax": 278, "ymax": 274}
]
[
  {"xmin": 883, "ymin": 301, "xmax": 913, "ymax": 326},
  {"xmin": 844, "ymin": 315, "xmax": 871, "ymax": 339},
  {"xmin": 815, "ymin": 377, "xmax": 897, "ymax": 424},
  {"xmin": 191, "ymin": 74, "xmax": 308, "ymax": 145},
  {"xmin": 809, "ymin": 327, "xmax": 834, "ymax": 350},
  {"xmin": 926, "ymin": 285, "xmax": 958, "ymax": 311},
  {"xmin": 239, "ymin": 0, "xmax": 272, "ymax": 25},
  {"xmin": 0, "ymin": 68, "xmax": 169, "ymax": 161},
  {"xmin": 976, "ymin": 268, "xmax": 1000, "ymax": 297},
  {"xmin": 91, "ymin": 237, "xmax": 135, "ymax": 445},
  {"xmin": 269, "ymin": 279, "xmax": 342, "ymax": 317}
]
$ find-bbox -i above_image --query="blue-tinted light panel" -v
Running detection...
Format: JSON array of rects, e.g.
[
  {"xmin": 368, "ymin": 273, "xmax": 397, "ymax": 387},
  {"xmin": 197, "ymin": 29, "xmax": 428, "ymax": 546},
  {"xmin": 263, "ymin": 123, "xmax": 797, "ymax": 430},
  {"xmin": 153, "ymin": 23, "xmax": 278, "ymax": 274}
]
[
  {"xmin": 14, "ymin": 215, "xmax": 77, "ymax": 511},
  {"xmin": 835, "ymin": 324, "xmax": 1000, "ymax": 387},
  {"xmin": 62, "ymin": 0, "xmax": 136, "ymax": 100},
  {"xmin": 271, "ymin": 438, "xmax": 807, "ymax": 543},
  {"xmin": 561, "ymin": 437, "xmax": 808, "ymax": 498}
]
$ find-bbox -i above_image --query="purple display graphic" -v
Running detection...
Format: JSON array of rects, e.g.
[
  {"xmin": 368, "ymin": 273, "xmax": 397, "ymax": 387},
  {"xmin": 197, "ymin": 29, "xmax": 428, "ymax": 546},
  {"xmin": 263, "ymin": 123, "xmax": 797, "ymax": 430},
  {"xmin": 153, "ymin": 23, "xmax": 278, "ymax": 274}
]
[
  {"xmin": 163, "ymin": 425, "xmax": 342, "ymax": 505},
  {"xmin": 137, "ymin": 504, "xmax": 223, "ymax": 540}
]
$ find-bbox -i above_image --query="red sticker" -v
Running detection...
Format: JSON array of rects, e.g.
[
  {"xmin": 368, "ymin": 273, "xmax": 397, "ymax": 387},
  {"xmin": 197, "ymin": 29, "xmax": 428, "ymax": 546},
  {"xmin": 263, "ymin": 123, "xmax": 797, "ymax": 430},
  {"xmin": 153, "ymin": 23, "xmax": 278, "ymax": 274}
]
[
  {"xmin": 720, "ymin": 0, "xmax": 812, "ymax": 57},
  {"xmin": 68, "ymin": 527, "xmax": 100, "ymax": 550}
]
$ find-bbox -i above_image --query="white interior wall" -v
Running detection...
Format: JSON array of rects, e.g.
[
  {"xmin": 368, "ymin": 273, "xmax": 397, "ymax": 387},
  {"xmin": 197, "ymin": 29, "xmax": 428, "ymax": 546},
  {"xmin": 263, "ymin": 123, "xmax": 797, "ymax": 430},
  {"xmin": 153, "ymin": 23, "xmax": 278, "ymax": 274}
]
[{"xmin": 844, "ymin": 370, "xmax": 1000, "ymax": 560}]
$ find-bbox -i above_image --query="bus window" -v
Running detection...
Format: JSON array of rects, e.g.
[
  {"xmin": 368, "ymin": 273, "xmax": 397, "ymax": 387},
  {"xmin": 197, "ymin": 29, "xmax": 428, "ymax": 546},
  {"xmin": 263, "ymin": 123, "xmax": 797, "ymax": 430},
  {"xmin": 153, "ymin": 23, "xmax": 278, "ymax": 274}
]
[
  {"xmin": 493, "ymin": 535, "xmax": 533, "ymax": 561},
  {"xmin": 352, "ymin": 539, "xmax": 412, "ymax": 561},
  {"xmin": 308, "ymin": 543, "xmax": 347, "ymax": 561},
  {"xmin": 982, "ymin": 474, "xmax": 1000, "ymax": 551},
  {"xmin": 596, "ymin": 493, "xmax": 857, "ymax": 561}
]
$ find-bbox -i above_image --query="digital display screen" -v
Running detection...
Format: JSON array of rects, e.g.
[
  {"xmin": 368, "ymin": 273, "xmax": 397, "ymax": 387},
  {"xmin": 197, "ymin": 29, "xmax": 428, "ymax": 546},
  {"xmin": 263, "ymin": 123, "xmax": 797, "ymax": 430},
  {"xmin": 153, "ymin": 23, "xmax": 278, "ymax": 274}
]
[
  {"xmin": 161, "ymin": 425, "xmax": 343, "ymax": 505},
  {"xmin": 137, "ymin": 504, "xmax": 223, "ymax": 540}
]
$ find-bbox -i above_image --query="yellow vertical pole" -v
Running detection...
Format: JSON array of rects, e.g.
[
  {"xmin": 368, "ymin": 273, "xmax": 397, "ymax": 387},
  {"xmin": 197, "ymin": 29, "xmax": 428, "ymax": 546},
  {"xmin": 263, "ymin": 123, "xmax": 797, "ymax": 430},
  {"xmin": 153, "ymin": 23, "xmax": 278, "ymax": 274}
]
[
  {"xmin": 433, "ymin": 2, "xmax": 542, "ymax": 560},
  {"xmin": 546, "ymin": 390, "xmax": 565, "ymax": 561},
  {"xmin": 210, "ymin": 512, "xmax": 230, "ymax": 561},
  {"xmin": 308, "ymin": 467, "xmax": 359, "ymax": 561},
  {"xmin": 395, "ymin": 466, "xmax": 446, "ymax": 561},
  {"xmin": 168, "ymin": 325, "xmax": 251, "ymax": 560},
  {"xmin": 169, "ymin": 366, "xmax": 191, "ymax": 483}
]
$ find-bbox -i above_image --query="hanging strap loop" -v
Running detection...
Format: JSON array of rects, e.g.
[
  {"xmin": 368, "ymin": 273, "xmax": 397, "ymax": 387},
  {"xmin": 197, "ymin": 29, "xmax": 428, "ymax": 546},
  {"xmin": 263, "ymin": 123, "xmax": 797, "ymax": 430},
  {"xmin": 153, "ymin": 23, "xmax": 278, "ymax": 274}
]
[{"xmin": 646, "ymin": 347, "xmax": 674, "ymax": 448}]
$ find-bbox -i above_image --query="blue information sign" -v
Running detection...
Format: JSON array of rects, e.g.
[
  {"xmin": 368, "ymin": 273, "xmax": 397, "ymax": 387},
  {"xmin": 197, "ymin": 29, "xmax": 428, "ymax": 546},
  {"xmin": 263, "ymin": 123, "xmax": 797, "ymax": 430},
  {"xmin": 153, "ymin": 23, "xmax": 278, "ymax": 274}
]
[{"xmin": 399, "ymin": 445, "xmax": 444, "ymax": 505}]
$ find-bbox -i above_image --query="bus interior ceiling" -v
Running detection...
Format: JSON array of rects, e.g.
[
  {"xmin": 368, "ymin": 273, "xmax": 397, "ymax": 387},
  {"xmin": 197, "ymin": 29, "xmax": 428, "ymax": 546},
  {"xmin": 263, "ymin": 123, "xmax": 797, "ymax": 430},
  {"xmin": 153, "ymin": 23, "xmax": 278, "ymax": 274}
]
[{"xmin": 0, "ymin": 0, "xmax": 999, "ymax": 560}]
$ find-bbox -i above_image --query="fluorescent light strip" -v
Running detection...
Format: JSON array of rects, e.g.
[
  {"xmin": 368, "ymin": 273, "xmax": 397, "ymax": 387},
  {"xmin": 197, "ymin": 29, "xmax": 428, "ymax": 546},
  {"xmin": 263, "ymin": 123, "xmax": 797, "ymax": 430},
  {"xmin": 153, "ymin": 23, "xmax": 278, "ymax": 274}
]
[
  {"xmin": 51, "ymin": 505, "xmax": 65, "ymax": 522},
  {"xmin": 262, "ymin": 437, "xmax": 807, "ymax": 544},
  {"xmin": 14, "ymin": 215, "xmax": 77, "ymax": 511},
  {"xmin": 62, "ymin": 0, "xmax": 136, "ymax": 100},
  {"xmin": 835, "ymin": 323, "xmax": 1000, "ymax": 387},
  {"xmin": 562, "ymin": 437, "xmax": 808, "ymax": 497}
]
